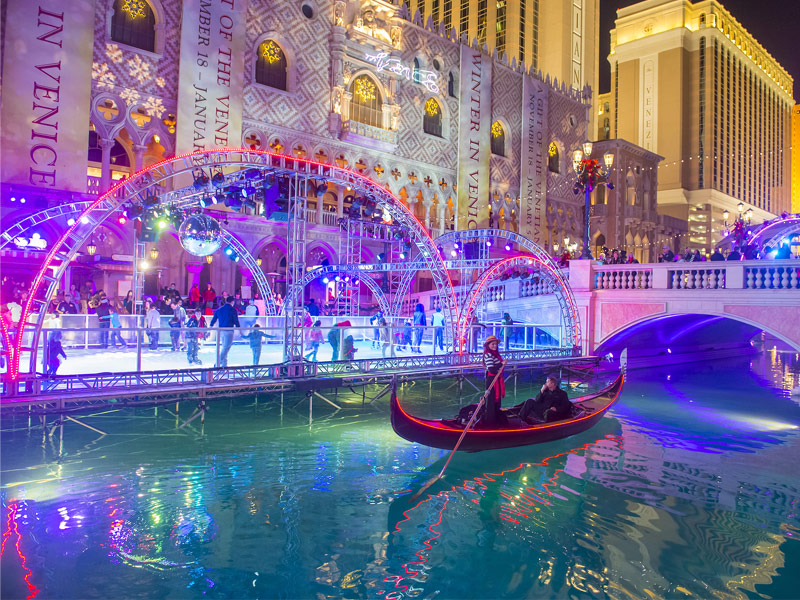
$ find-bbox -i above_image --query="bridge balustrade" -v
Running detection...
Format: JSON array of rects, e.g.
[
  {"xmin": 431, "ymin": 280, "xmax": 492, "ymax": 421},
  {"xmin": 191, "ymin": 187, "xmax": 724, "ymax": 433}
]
[{"xmin": 589, "ymin": 260, "xmax": 800, "ymax": 292}]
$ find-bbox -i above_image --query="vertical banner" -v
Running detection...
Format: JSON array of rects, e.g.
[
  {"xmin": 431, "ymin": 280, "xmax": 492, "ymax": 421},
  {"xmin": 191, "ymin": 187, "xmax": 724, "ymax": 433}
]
[
  {"xmin": 0, "ymin": 1, "xmax": 94, "ymax": 193},
  {"xmin": 175, "ymin": 0, "xmax": 248, "ymax": 161},
  {"xmin": 519, "ymin": 75, "xmax": 548, "ymax": 245},
  {"xmin": 456, "ymin": 46, "xmax": 492, "ymax": 230}
]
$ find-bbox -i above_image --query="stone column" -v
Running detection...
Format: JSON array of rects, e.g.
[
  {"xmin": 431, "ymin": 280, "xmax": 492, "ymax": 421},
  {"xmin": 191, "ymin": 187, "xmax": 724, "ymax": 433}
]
[
  {"xmin": 185, "ymin": 263, "xmax": 204, "ymax": 287},
  {"xmin": 133, "ymin": 144, "xmax": 148, "ymax": 173},
  {"xmin": 316, "ymin": 193, "xmax": 324, "ymax": 224},
  {"xmin": 99, "ymin": 138, "xmax": 115, "ymax": 193},
  {"xmin": 337, "ymin": 192, "xmax": 344, "ymax": 219}
]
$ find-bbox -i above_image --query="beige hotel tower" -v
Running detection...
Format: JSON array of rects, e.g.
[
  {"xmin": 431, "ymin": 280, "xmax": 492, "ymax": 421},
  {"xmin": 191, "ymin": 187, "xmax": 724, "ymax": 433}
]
[{"xmin": 602, "ymin": 0, "xmax": 794, "ymax": 252}]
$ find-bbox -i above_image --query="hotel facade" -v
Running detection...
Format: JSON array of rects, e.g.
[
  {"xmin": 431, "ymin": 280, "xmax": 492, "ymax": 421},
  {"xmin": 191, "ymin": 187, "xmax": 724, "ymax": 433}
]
[{"xmin": 603, "ymin": 0, "xmax": 794, "ymax": 253}]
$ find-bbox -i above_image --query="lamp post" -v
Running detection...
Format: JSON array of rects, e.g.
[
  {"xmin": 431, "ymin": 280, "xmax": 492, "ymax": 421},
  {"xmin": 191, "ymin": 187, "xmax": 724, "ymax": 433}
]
[
  {"xmin": 572, "ymin": 141, "xmax": 614, "ymax": 259},
  {"xmin": 721, "ymin": 202, "xmax": 754, "ymax": 250}
]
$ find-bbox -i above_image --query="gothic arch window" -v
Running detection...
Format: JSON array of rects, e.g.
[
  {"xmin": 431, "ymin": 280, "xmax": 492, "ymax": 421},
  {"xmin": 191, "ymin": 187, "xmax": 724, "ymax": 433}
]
[
  {"xmin": 490, "ymin": 121, "xmax": 505, "ymax": 156},
  {"xmin": 111, "ymin": 0, "xmax": 156, "ymax": 52},
  {"xmin": 423, "ymin": 98, "xmax": 442, "ymax": 137},
  {"xmin": 256, "ymin": 39, "xmax": 287, "ymax": 90},
  {"xmin": 349, "ymin": 75, "xmax": 383, "ymax": 128},
  {"xmin": 448, "ymin": 72, "xmax": 456, "ymax": 97},
  {"xmin": 413, "ymin": 58, "xmax": 421, "ymax": 83},
  {"xmin": 548, "ymin": 141, "xmax": 560, "ymax": 173}
]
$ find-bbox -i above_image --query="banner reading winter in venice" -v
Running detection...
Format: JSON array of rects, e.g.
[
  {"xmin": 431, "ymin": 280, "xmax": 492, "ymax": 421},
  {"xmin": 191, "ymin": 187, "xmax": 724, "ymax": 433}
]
[{"xmin": 175, "ymin": 0, "xmax": 248, "ymax": 160}]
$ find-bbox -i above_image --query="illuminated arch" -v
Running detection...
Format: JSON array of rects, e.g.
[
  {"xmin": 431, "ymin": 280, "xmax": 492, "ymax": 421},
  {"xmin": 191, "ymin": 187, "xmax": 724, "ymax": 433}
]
[
  {"xmin": 746, "ymin": 215, "xmax": 800, "ymax": 250},
  {"xmin": 284, "ymin": 264, "xmax": 391, "ymax": 317},
  {"xmin": 2, "ymin": 148, "xmax": 457, "ymax": 380},
  {"xmin": 457, "ymin": 256, "xmax": 581, "ymax": 353}
]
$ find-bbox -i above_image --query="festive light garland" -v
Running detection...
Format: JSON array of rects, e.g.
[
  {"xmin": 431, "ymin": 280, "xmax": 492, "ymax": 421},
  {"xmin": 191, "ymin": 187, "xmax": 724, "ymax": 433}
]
[
  {"xmin": 424, "ymin": 98, "xmax": 439, "ymax": 116},
  {"xmin": 354, "ymin": 77, "xmax": 376, "ymax": 102},
  {"xmin": 491, "ymin": 121, "xmax": 503, "ymax": 138},
  {"xmin": 261, "ymin": 40, "xmax": 283, "ymax": 64},
  {"xmin": 121, "ymin": 0, "xmax": 148, "ymax": 19}
]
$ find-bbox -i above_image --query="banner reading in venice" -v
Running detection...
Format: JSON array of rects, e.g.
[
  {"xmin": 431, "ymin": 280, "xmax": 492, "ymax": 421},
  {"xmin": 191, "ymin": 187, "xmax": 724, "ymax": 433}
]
[
  {"xmin": 176, "ymin": 0, "xmax": 248, "ymax": 161},
  {"xmin": 519, "ymin": 76, "xmax": 549, "ymax": 245},
  {"xmin": 0, "ymin": 1, "xmax": 94, "ymax": 193},
  {"xmin": 456, "ymin": 46, "xmax": 492, "ymax": 230}
]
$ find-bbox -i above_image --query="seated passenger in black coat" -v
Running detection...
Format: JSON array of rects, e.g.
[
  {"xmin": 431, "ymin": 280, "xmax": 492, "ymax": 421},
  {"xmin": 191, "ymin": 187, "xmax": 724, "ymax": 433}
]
[{"xmin": 519, "ymin": 376, "xmax": 572, "ymax": 423}]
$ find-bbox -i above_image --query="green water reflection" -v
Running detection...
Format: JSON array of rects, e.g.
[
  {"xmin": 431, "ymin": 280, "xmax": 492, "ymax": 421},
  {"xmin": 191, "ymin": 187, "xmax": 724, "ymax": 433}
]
[{"xmin": 2, "ymin": 353, "xmax": 799, "ymax": 599}]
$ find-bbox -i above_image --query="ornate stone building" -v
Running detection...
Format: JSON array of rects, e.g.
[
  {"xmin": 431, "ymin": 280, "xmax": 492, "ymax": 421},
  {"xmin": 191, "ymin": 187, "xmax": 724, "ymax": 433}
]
[{"xmin": 0, "ymin": 0, "xmax": 663, "ymax": 300}]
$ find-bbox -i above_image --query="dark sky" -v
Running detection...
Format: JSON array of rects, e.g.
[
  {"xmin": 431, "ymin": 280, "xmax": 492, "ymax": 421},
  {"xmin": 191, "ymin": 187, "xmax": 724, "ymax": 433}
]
[{"xmin": 599, "ymin": 0, "xmax": 800, "ymax": 98}]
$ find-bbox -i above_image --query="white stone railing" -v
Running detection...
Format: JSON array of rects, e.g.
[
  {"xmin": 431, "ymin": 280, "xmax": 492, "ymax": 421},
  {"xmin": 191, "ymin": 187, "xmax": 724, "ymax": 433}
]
[{"xmin": 577, "ymin": 260, "xmax": 800, "ymax": 291}]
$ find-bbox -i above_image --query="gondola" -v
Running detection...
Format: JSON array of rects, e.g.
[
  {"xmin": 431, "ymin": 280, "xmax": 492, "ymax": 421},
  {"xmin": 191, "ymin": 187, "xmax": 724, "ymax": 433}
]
[{"xmin": 390, "ymin": 370, "xmax": 625, "ymax": 452}]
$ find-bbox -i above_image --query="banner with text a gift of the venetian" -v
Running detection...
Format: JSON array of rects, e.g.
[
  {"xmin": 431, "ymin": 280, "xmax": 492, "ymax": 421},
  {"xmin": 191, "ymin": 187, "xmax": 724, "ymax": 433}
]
[
  {"xmin": 1, "ymin": 0, "xmax": 94, "ymax": 193},
  {"xmin": 519, "ymin": 75, "xmax": 549, "ymax": 246},
  {"xmin": 455, "ymin": 46, "xmax": 492, "ymax": 231},
  {"xmin": 175, "ymin": 0, "xmax": 248, "ymax": 161}
]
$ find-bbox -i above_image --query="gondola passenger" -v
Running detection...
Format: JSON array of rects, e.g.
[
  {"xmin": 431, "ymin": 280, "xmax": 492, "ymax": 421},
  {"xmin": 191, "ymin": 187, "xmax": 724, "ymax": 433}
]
[
  {"xmin": 520, "ymin": 375, "xmax": 571, "ymax": 423},
  {"xmin": 482, "ymin": 336, "xmax": 506, "ymax": 426}
]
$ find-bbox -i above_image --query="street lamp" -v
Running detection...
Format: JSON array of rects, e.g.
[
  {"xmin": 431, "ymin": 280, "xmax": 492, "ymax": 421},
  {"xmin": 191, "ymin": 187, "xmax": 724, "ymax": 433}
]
[
  {"xmin": 149, "ymin": 246, "xmax": 160, "ymax": 261},
  {"xmin": 86, "ymin": 240, "xmax": 97, "ymax": 256},
  {"xmin": 572, "ymin": 141, "xmax": 614, "ymax": 259},
  {"xmin": 722, "ymin": 203, "xmax": 752, "ymax": 234}
]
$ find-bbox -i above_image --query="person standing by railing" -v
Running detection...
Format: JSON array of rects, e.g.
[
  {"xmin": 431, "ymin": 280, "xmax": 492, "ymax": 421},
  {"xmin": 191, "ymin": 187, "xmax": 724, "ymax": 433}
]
[
  {"xmin": 95, "ymin": 297, "xmax": 112, "ymax": 349},
  {"xmin": 210, "ymin": 296, "xmax": 240, "ymax": 367},
  {"xmin": 431, "ymin": 307, "xmax": 445, "ymax": 353},
  {"xmin": 412, "ymin": 303, "xmax": 426, "ymax": 353},
  {"xmin": 186, "ymin": 309, "xmax": 202, "ymax": 365}
]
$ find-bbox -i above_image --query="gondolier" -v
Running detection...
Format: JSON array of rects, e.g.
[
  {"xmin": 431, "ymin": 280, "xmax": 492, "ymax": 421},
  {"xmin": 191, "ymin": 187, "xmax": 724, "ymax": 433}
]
[{"xmin": 482, "ymin": 336, "xmax": 505, "ymax": 426}]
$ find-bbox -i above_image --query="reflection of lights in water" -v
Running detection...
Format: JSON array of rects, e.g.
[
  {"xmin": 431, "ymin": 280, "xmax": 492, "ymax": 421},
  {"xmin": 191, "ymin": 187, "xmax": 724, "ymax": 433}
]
[{"xmin": 1, "ymin": 501, "xmax": 41, "ymax": 599}]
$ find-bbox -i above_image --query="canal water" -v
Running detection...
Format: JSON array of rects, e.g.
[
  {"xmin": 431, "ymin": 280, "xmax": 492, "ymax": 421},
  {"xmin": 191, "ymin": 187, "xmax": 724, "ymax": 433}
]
[{"xmin": 2, "ymin": 351, "xmax": 799, "ymax": 599}]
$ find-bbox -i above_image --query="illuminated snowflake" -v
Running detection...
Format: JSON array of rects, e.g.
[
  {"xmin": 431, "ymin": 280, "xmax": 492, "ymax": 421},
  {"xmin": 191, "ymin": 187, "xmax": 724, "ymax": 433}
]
[
  {"xmin": 491, "ymin": 121, "xmax": 504, "ymax": 138},
  {"xmin": 106, "ymin": 43, "xmax": 123, "ymax": 64},
  {"xmin": 260, "ymin": 40, "xmax": 283, "ymax": 64},
  {"xmin": 424, "ymin": 98, "xmax": 439, "ymax": 116},
  {"xmin": 144, "ymin": 96, "xmax": 165, "ymax": 118},
  {"xmin": 354, "ymin": 77, "xmax": 376, "ymax": 102},
  {"xmin": 119, "ymin": 88, "xmax": 140, "ymax": 105},
  {"xmin": 155, "ymin": 77, "xmax": 166, "ymax": 88},
  {"xmin": 122, "ymin": 0, "xmax": 148, "ymax": 19},
  {"xmin": 92, "ymin": 62, "xmax": 116, "ymax": 90},
  {"xmin": 127, "ymin": 55, "xmax": 151, "ymax": 84}
]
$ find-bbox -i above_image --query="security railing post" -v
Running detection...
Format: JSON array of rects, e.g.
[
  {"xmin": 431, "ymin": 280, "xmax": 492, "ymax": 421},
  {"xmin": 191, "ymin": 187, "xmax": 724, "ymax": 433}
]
[{"xmin": 136, "ymin": 326, "xmax": 142, "ymax": 374}]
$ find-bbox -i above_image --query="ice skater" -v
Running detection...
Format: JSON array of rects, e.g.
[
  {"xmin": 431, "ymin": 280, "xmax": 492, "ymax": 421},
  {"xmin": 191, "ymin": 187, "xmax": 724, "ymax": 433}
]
[
  {"xmin": 108, "ymin": 306, "xmax": 128, "ymax": 348},
  {"xmin": 185, "ymin": 309, "xmax": 203, "ymax": 365},
  {"xmin": 305, "ymin": 320, "xmax": 323, "ymax": 361},
  {"xmin": 241, "ymin": 323, "xmax": 275, "ymax": 365},
  {"xmin": 45, "ymin": 331, "xmax": 67, "ymax": 387}
]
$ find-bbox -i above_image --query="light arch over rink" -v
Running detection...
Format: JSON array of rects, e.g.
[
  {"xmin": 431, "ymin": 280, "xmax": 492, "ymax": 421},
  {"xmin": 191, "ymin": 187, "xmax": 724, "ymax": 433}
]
[
  {"xmin": 1, "ymin": 148, "xmax": 458, "ymax": 380},
  {"xmin": 457, "ymin": 256, "xmax": 582, "ymax": 353}
]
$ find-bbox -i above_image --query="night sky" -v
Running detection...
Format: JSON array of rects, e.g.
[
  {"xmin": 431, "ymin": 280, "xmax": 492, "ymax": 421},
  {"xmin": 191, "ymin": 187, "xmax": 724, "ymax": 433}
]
[{"xmin": 599, "ymin": 0, "xmax": 800, "ymax": 98}]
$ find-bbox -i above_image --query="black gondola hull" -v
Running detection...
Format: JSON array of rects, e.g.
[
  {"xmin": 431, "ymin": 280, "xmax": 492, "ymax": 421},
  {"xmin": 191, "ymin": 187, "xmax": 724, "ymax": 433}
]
[{"xmin": 390, "ymin": 373, "xmax": 624, "ymax": 452}]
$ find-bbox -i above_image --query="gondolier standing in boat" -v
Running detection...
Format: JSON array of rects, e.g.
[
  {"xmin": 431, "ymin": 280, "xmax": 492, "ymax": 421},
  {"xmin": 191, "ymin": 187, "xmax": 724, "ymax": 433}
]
[{"xmin": 482, "ymin": 336, "xmax": 506, "ymax": 426}]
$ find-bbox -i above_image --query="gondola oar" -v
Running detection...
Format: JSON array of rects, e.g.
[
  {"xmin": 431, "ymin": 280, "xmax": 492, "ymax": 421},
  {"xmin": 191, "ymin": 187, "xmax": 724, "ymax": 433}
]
[{"xmin": 410, "ymin": 360, "xmax": 507, "ymax": 501}]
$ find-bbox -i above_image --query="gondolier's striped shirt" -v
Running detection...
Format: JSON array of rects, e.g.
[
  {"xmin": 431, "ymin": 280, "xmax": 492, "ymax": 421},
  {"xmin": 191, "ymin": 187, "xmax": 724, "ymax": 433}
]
[{"xmin": 483, "ymin": 352, "xmax": 503, "ymax": 373}]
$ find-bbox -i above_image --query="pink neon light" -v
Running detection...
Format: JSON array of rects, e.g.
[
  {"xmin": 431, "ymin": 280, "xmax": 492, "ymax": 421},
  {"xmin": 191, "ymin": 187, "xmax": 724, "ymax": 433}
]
[
  {"xmin": 457, "ymin": 255, "xmax": 581, "ymax": 353},
  {"xmin": 7, "ymin": 148, "xmax": 458, "ymax": 380},
  {"xmin": 1, "ymin": 502, "xmax": 40, "ymax": 599}
]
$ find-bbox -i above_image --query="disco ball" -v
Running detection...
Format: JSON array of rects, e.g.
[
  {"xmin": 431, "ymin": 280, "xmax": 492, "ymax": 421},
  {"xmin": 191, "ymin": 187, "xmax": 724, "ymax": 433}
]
[{"xmin": 178, "ymin": 214, "xmax": 222, "ymax": 257}]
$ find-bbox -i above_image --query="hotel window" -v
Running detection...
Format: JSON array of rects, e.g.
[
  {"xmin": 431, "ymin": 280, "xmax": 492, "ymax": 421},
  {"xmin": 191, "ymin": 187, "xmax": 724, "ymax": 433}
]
[
  {"xmin": 448, "ymin": 72, "xmax": 456, "ymax": 97},
  {"xmin": 443, "ymin": 0, "xmax": 452, "ymax": 33},
  {"xmin": 477, "ymin": 0, "xmax": 487, "ymax": 45},
  {"xmin": 547, "ymin": 141, "xmax": 559, "ymax": 173},
  {"xmin": 413, "ymin": 58, "xmax": 420, "ymax": 83},
  {"xmin": 111, "ymin": 0, "xmax": 156, "ymax": 53},
  {"xmin": 460, "ymin": 1, "xmax": 469, "ymax": 39},
  {"xmin": 423, "ymin": 98, "xmax": 443, "ymax": 137},
  {"xmin": 698, "ymin": 37, "xmax": 705, "ymax": 189},
  {"xmin": 349, "ymin": 75, "xmax": 383, "ymax": 128},
  {"xmin": 496, "ymin": 0, "xmax": 506, "ymax": 56},
  {"xmin": 491, "ymin": 121, "xmax": 506, "ymax": 156},
  {"xmin": 256, "ymin": 39, "xmax": 287, "ymax": 90}
]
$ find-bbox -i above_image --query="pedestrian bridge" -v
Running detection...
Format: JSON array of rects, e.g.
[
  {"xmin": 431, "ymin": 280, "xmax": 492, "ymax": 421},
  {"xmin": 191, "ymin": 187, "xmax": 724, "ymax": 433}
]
[{"xmin": 481, "ymin": 259, "xmax": 800, "ymax": 367}]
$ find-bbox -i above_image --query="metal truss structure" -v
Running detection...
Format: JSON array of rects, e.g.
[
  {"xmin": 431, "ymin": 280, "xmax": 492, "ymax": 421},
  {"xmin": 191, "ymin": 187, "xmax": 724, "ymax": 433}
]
[
  {"xmin": 0, "ymin": 199, "xmax": 277, "ymax": 316},
  {"xmin": 285, "ymin": 174, "xmax": 309, "ymax": 363},
  {"xmin": 2, "ymin": 149, "xmax": 457, "ymax": 381},
  {"xmin": 745, "ymin": 214, "xmax": 800, "ymax": 250},
  {"xmin": 286, "ymin": 263, "xmax": 392, "ymax": 316},
  {"xmin": 458, "ymin": 255, "xmax": 582, "ymax": 351}
]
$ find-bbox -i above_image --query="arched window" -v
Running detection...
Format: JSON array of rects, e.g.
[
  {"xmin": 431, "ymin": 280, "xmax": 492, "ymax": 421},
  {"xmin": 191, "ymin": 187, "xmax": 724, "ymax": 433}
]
[
  {"xmin": 111, "ymin": 0, "xmax": 156, "ymax": 52},
  {"xmin": 423, "ymin": 98, "xmax": 442, "ymax": 137},
  {"xmin": 256, "ymin": 39, "xmax": 287, "ymax": 90},
  {"xmin": 448, "ymin": 72, "xmax": 456, "ymax": 97},
  {"xmin": 413, "ymin": 58, "xmax": 420, "ymax": 83},
  {"xmin": 548, "ymin": 141, "xmax": 560, "ymax": 173},
  {"xmin": 490, "ymin": 121, "xmax": 505, "ymax": 156},
  {"xmin": 349, "ymin": 75, "xmax": 383, "ymax": 128}
]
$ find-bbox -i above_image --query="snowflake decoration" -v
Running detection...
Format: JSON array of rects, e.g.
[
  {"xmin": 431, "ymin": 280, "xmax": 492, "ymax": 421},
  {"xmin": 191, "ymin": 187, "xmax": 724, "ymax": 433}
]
[
  {"xmin": 354, "ymin": 77, "xmax": 376, "ymax": 102},
  {"xmin": 491, "ymin": 121, "xmax": 504, "ymax": 138},
  {"xmin": 127, "ymin": 55, "xmax": 151, "ymax": 84},
  {"xmin": 424, "ymin": 98, "xmax": 439, "ymax": 116},
  {"xmin": 260, "ymin": 40, "xmax": 283, "ymax": 64},
  {"xmin": 122, "ymin": 0, "xmax": 148, "ymax": 19},
  {"xmin": 106, "ymin": 44, "xmax": 123, "ymax": 64},
  {"xmin": 119, "ymin": 88, "xmax": 140, "ymax": 105},
  {"xmin": 92, "ymin": 62, "xmax": 116, "ymax": 90},
  {"xmin": 155, "ymin": 77, "xmax": 166, "ymax": 88},
  {"xmin": 144, "ymin": 96, "xmax": 165, "ymax": 118}
]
